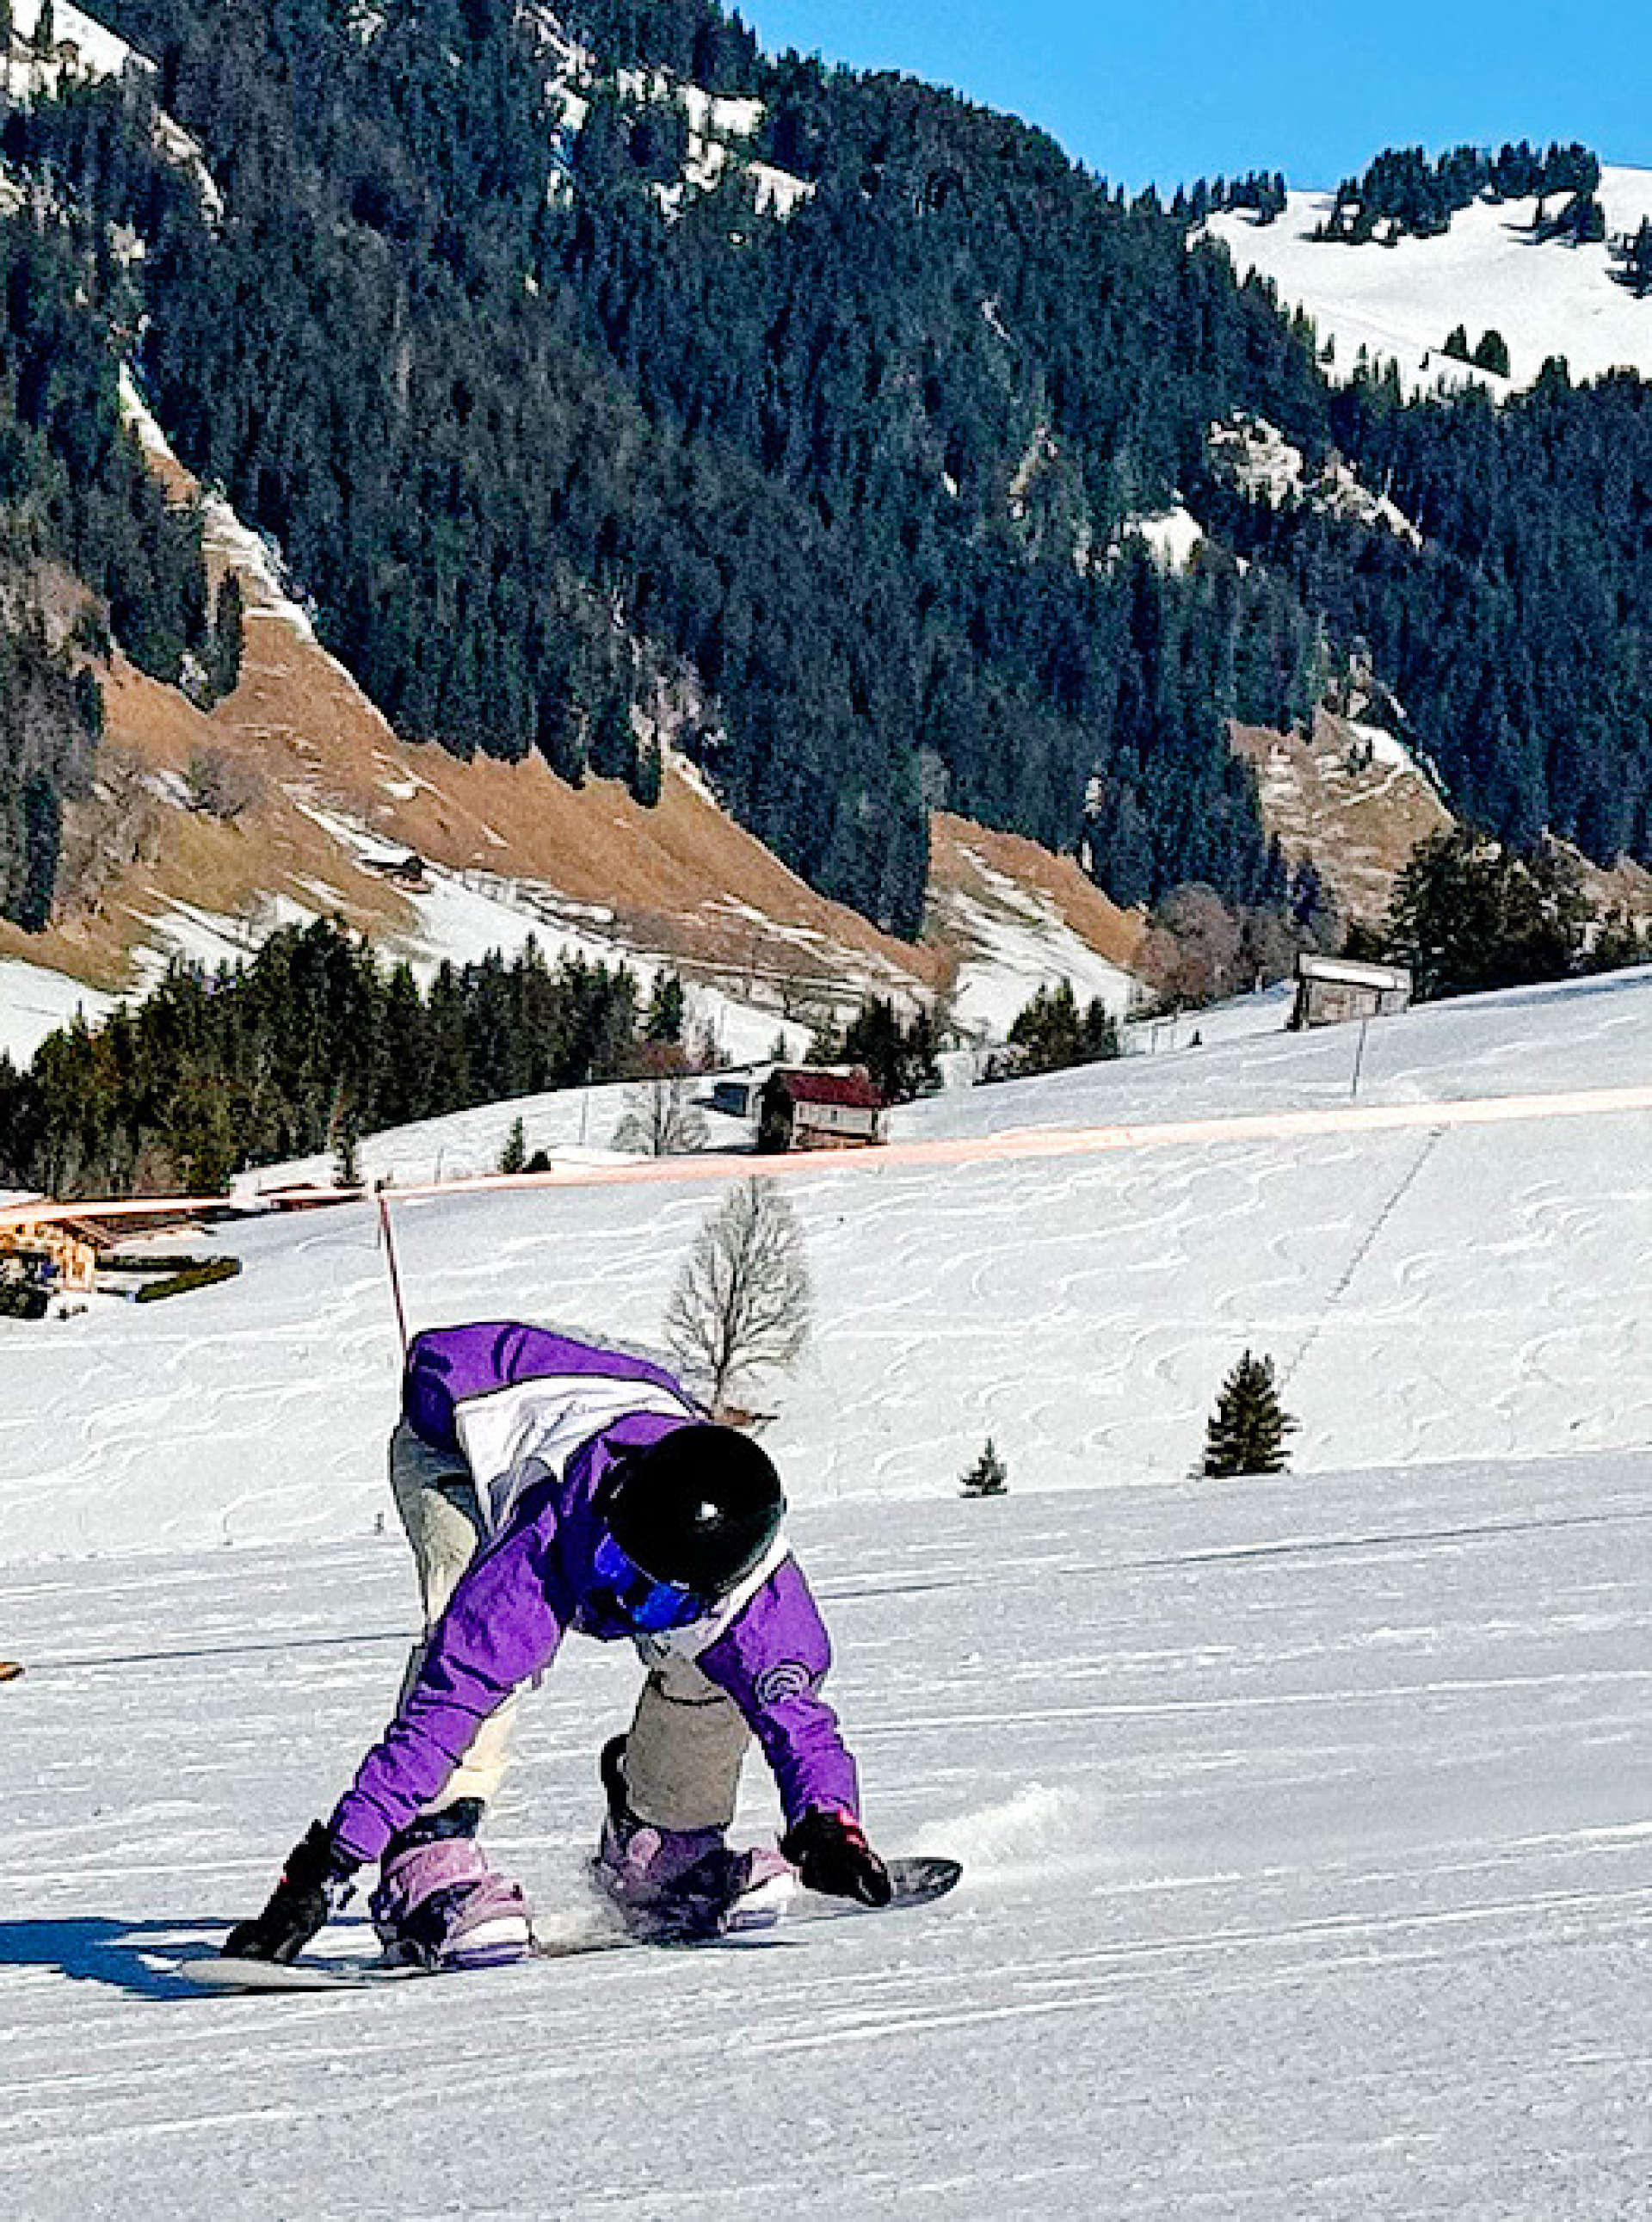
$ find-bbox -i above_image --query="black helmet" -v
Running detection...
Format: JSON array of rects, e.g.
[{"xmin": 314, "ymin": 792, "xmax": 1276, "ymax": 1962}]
[{"xmin": 605, "ymin": 1425, "xmax": 785, "ymax": 1596}]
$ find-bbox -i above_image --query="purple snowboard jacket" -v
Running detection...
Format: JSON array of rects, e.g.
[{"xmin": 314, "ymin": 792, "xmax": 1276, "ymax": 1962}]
[{"xmin": 329, "ymin": 1323, "xmax": 860, "ymax": 1866}]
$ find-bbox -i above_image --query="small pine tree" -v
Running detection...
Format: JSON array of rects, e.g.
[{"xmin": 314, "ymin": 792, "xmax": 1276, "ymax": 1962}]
[
  {"xmin": 499, "ymin": 1116, "xmax": 527, "ymax": 1174},
  {"xmin": 960, "ymin": 1438, "xmax": 1009, "ymax": 1497},
  {"xmin": 1202, "ymin": 1353, "xmax": 1297, "ymax": 1478},
  {"xmin": 330, "ymin": 1096, "xmax": 362, "ymax": 1189},
  {"xmin": 210, "ymin": 573, "xmax": 244, "ymax": 700},
  {"xmin": 644, "ymin": 972, "xmax": 686, "ymax": 1046}
]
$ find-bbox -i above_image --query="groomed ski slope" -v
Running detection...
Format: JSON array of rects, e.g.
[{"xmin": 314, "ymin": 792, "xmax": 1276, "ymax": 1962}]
[{"xmin": 3, "ymin": 969, "xmax": 1651, "ymax": 2216}]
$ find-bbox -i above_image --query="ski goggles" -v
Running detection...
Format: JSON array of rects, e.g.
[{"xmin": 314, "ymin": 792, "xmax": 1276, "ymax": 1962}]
[{"xmin": 591, "ymin": 1531, "xmax": 711, "ymax": 1634}]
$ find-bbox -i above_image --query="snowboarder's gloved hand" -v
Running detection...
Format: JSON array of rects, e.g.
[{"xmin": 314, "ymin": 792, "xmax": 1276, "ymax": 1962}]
[
  {"xmin": 222, "ymin": 1821, "xmax": 359, "ymax": 1961},
  {"xmin": 781, "ymin": 1808, "xmax": 892, "ymax": 1906}
]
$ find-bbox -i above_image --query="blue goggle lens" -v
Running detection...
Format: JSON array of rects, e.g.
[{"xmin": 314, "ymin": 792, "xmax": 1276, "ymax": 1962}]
[{"xmin": 593, "ymin": 1532, "xmax": 708, "ymax": 1633}]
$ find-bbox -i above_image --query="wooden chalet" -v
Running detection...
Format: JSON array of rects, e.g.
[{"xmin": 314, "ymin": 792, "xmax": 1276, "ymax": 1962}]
[
  {"xmin": 0, "ymin": 1207, "xmax": 114, "ymax": 1295},
  {"xmin": 757, "ymin": 1069, "xmax": 886, "ymax": 1154},
  {"xmin": 0, "ymin": 1200, "xmax": 227, "ymax": 1305}
]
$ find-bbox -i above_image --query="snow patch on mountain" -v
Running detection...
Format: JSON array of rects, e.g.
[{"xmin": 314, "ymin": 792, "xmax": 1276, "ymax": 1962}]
[
  {"xmin": 929, "ymin": 845, "xmax": 1137, "ymax": 1041},
  {"xmin": 4, "ymin": 0, "xmax": 224, "ymax": 220},
  {"xmin": 1123, "ymin": 503, "xmax": 1206, "ymax": 571},
  {"xmin": 528, "ymin": 10, "xmax": 813, "ymax": 223},
  {"xmin": 1208, "ymin": 168, "xmax": 1652, "ymax": 396},
  {"xmin": 0, "ymin": 955, "xmax": 114, "ymax": 1063},
  {"xmin": 1210, "ymin": 413, "xmax": 1423, "ymax": 546}
]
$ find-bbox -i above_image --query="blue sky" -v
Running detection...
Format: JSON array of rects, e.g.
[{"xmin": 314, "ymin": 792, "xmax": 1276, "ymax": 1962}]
[{"xmin": 743, "ymin": 3, "xmax": 1647, "ymax": 192}]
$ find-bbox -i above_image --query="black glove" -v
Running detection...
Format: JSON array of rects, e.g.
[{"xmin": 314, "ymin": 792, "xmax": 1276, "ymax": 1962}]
[
  {"xmin": 223, "ymin": 1822, "xmax": 359, "ymax": 1961},
  {"xmin": 781, "ymin": 1808, "xmax": 892, "ymax": 1907}
]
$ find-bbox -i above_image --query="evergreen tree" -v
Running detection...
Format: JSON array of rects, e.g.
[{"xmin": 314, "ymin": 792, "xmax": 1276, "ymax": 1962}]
[
  {"xmin": 210, "ymin": 574, "xmax": 244, "ymax": 700},
  {"xmin": 330, "ymin": 1090, "xmax": 362, "ymax": 1188},
  {"xmin": 1007, "ymin": 979, "xmax": 1121, "ymax": 1075},
  {"xmin": 836, "ymin": 997, "xmax": 941, "ymax": 1103},
  {"xmin": 1202, "ymin": 1352, "xmax": 1296, "ymax": 1478},
  {"xmin": 0, "ymin": 919, "xmax": 665, "ymax": 1198},
  {"xmin": 1612, "ymin": 219, "xmax": 1652, "ymax": 297},
  {"xmin": 498, "ymin": 1115, "xmax": 527, "ymax": 1173},
  {"xmin": 1384, "ymin": 829, "xmax": 1589, "ymax": 1000},
  {"xmin": 959, "ymin": 1437, "xmax": 1009, "ymax": 1497},
  {"xmin": 17, "ymin": 774, "xmax": 60, "ymax": 934},
  {"xmin": 1472, "ymin": 329, "xmax": 1511, "ymax": 377},
  {"xmin": 644, "ymin": 971, "xmax": 687, "ymax": 1045}
]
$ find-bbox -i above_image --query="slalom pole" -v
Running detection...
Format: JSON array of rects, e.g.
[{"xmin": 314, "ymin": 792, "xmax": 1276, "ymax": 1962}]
[{"xmin": 378, "ymin": 1188, "xmax": 410, "ymax": 1357}]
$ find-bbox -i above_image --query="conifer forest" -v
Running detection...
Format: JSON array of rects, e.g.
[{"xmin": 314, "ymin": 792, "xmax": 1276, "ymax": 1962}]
[{"xmin": 3, "ymin": 1, "xmax": 1652, "ymax": 963}]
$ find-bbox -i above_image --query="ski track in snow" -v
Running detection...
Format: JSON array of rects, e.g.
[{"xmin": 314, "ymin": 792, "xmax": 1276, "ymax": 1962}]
[
  {"xmin": 3, "ymin": 970, "xmax": 1652, "ymax": 2210},
  {"xmin": 3, "ymin": 1476, "xmax": 1651, "ymax": 2215}
]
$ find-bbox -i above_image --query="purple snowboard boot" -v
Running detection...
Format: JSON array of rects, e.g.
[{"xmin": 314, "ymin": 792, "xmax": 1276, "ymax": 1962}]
[
  {"xmin": 593, "ymin": 1737, "xmax": 793, "ymax": 1940},
  {"xmin": 371, "ymin": 1832, "xmax": 533, "ymax": 1971}
]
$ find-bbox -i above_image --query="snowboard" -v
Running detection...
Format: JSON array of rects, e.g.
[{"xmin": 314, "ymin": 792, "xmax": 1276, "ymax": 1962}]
[{"xmin": 177, "ymin": 1855, "xmax": 962, "ymax": 1994}]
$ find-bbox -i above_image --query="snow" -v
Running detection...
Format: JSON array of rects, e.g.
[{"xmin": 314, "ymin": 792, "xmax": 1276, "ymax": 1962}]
[
  {"xmin": 1344, "ymin": 719, "xmax": 1431, "ymax": 780},
  {"xmin": 0, "ymin": 956, "xmax": 115, "ymax": 1064},
  {"xmin": 3, "ymin": 1453, "xmax": 1649, "ymax": 2214},
  {"xmin": 934, "ymin": 848, "xmax": 1137, "ymax": 1040},
  {"xmin": 1207, "ymin": 168, "xmax": 1652, "ymax": 397},
  {"xmin": 297, "ymin": 794, "xmax": 810, "ymax": 1060},
  {"xmin": 6, "ymin": 0, "xmax": 141, "ymax": 89},
  {"xmin": 1127, "ymin": 503, "xmax": 1205, "ymax": 571},
  {"xmin": 1209, "ymin": 413, "xmax": 1423, "ymax": 545},
  {"xmin": 7, "ymin": 924, "xmax": 1652, "ymax": 2206},
  {"xmin": 231, "ymin": 1077, "xmax": 756, "ymax": 1195},
  {"xmin": 199, "ymin": 500, "xmax": 319, "ymax": 645}
]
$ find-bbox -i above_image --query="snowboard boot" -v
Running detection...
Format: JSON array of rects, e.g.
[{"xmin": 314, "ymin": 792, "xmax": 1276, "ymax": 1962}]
[
  {"xmin": 592, "ymin": 1735, "xmax": 793, "ymax": 1940},
  {"xmin": 371, "ymin": 1801, "xmax": 533, "ymax": 1970}
]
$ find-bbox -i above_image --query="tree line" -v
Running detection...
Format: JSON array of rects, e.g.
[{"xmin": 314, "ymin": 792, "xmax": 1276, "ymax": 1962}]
[
  {"xmin": 0, "ymin": 919, "xmax": 679, "ymax": 1197},
  {"xmin": 1372, "ymin": 827, "xmax": 1647, "ymax": 1001},
  {"xmin": 1317, "ymin": 141, "xmax": 1600, "ymax": 244}
]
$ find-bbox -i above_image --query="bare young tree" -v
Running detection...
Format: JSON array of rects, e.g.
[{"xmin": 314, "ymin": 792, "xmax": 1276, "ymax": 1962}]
[
  {"xmin": 665, "ymin": 1176, "xmax": 811, "ymax": 1417},
  {"xmin": 612, "ymin": 1074, "xmax": 709, "ymax": 1157},
  {"xmin": 182, "ymin": 744, "xmax": 262, "ymax": 822}
]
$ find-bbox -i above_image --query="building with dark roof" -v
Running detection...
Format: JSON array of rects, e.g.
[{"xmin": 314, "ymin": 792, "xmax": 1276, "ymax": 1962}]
[{"xmin": 757, "ymin": 1069, "xmax": 886, "ymax": 1153}]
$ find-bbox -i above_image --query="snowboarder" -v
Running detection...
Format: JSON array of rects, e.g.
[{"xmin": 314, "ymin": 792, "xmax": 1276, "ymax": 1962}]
[{"xmin": 224, "ymin": 1322, "xmax": 891, "ymax": 1970}]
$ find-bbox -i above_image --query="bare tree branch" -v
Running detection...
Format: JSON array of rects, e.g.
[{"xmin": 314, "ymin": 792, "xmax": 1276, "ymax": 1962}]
[
  {"xmin": 612, "ymin": 1074, "xmax": 709, "ymax": 1157},
  {"xmin": 664, "ymin": 1176, "xmax": 811, "ymax": 1415}
]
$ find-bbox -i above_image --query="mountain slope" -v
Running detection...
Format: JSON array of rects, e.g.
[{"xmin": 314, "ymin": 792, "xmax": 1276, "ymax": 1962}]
[
  {"xmin": 3, "ymin": 968, "xmax": 1650, "ymax": 2215},
  {"xmin": 0, "ymin": 420, "xmax": 1141, "ymax": 1063},
  {"xmin": 18, "ymin": 0, "xmax": 1335, "ymax": 932},
  {"xmin": 1208, "ymin": 168, "xmax": 1652, "ymax": 396}
]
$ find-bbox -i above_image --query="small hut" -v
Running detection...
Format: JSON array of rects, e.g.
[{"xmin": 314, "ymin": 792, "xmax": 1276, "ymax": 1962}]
[
  {"xmin": 1291, "ymin": 954, "xmax": 1413, "ymax": 1030},
  {"xmin": 757, "ymin": 1070, "xmax": 885, "ymax": 1153}
]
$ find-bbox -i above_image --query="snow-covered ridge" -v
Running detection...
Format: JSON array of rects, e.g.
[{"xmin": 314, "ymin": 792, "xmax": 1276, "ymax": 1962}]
[{"xmin": 1207, "ymin": 166, "xmax": 1652, "ymax": 398}]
